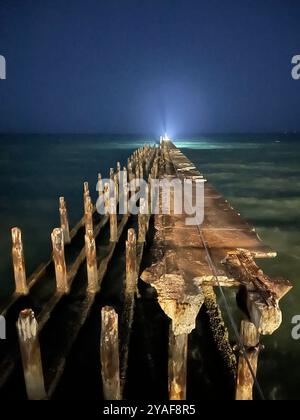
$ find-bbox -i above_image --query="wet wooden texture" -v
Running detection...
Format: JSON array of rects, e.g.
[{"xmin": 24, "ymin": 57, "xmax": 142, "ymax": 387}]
[{"xmin": 235, "ymin": 320, "xmax": 260, "ymax": 401}]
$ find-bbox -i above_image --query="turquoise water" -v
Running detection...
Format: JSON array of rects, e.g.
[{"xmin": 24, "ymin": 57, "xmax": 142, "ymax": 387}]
[
  {"xmin": 176, "ymin": 134, "xmax": 300, "ymax": 400},
  {"xmin": 0, "ymin": 133, "xmax": 299, "ymax": 399}
]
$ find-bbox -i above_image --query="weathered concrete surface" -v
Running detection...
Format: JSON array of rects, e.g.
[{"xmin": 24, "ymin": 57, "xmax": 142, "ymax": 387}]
[{"xmin": 142, "ymin": 141, "xmax": 291, "ymax": 338}]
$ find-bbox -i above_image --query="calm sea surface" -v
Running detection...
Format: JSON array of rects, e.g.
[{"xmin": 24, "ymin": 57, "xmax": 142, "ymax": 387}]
[{"xmin": 0, "ymin": 133, "xmax": 299, "ymax": 400}]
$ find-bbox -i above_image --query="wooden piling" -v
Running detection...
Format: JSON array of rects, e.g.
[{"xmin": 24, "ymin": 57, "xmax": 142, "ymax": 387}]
[
  {"xmin": 85, "ymin": 196, "xmax": 94, "ymax": 234},
  {"xmin": 110, "ymin": 197, "xmax": 118, "ymax": 242},
  {"xmin": 120, "ymin": 166, "xmax": 128, "ymax": 215},
  {"xmin": 83, "ymin": 182, "xmax": 90, "ymax": 212},
  {"xmin": 104, "ymin": 183, "xmax": 110, "ymax": 215},
  {"xmin": 168, "ymin": 325, "xmax": 188, "ymax": 400},
  {"xmin": 138, "ymin": 197, "xmax": 147, "ymax": 243},
  {"xmin": 120, "ymin": 229, "xmax": 137, "ymax": 391},
  {"xmin": 85, "ymin": 229, "xmax": 98, "ymax": 293},
  {"xmin": 100, "ymin": 306, "xmax": 121, "ymax": 400},
  {"xmin": 117, "ymin": 161, "xmax": 121, "ymax": 175},
  {"xmin": 126, "ymin": 229, "xmax": 137, "ymax": 296},
  {"xmin": 110, "ymin": 168, "xmax": 114, "ymax": 183},
  {"xmin": 128, "ymin": 161, "xmax": 134, "ymax": 184},
  {"xmin": 51, "ymin": 228, "xmax": 69, "ymax": 294},
  {"xmin": 236, "ymin": 320, "xmax": 260, "ymax": 401},
  {"xmin": 11, "ymin": 227, "xmax": 28, "ymax": 295},
  {"xmin": 139, "ymin": 162, "xmax": 143, "ymax": 180},
  {"xmin": 59, "ymin": 197, "xmax": 71, "ymax": 244},
  {"xmin": 97, "ymin": 173, "xmax": 103, "ymax": 197},
  {"xmin": 17, "ymin": 309, "xmax": 46, "ymax": 400},
  {"xmin": 114, "ymin": 173, "xmax": 119, "ymax": 205}
]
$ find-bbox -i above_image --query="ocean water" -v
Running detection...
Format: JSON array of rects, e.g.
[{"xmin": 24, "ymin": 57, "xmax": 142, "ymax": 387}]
[
  {"xmin": 0, "ymin": 135, "xmax": 149, "ymax": 297},
  {"xmin": 0, "ymin": 133, "xmax": 299, "ymax": 399}
]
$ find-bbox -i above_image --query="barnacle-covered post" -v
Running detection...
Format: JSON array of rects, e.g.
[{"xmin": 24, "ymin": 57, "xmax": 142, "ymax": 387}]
[
  {"xmin": 17, "ymin": 309, "xmax": 46, "ymax": 400},
  {"xmin": 100, "ymin": 306, "xmax": 121, "ymax": 400},
  {"xmin": 85, "ymin": 229, "xmax": 98, "ymax": 293},
  {"xmin": 51, "ymin": 228, "xmax": 69, "ymax": 294},
  {"xmin": 11, "ymin": 227, "xmax": 28, "ymax": 295},
  {"xmin": 59, "ymin": 197, "xmax": 71, "ymax": 244},
  {"xmin": 236, "ymin": 320, "xmax": 260, "ymax": 401}
]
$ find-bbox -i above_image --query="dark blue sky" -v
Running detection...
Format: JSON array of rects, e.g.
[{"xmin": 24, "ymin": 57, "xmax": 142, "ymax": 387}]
[{"xmin": 0, "ymin": 0, "xmax": 300, "ymax": 135}]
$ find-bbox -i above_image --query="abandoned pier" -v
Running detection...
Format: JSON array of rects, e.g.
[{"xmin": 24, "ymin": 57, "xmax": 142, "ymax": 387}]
[{"xmin": 0, "ymin": 139, "xmax": 292, "ymax": 400}]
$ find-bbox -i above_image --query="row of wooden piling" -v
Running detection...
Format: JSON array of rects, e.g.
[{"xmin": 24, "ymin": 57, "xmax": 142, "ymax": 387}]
[
  {"xmin": 6, "ymin": 144, "xmax": 158, "ymax": 399},
  {"xmin": 16, "ymin": 226, "xmax": 145, "ymax": 400},
  {"xmin": 7, "ymin": 144, "xmax": 158, "ymax": 300}
]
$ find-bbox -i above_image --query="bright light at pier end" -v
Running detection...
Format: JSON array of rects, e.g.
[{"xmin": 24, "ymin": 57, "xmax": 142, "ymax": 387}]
[{"xmin": 160, "ymin": 133, "xmax": 170, "ymax": 142}]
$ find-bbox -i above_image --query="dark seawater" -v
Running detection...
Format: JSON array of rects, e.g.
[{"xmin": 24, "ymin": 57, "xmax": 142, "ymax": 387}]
[
  {"xmin": 176, "ymin": 134, "xmax": 300, "ymax": 400},
  {"xmin": 0, "ymin": 134, "xmax": 149, "ymax": 296},
  {"xmin": 0, "ymin": 133, "xmax": 299, "ymax": 399}
]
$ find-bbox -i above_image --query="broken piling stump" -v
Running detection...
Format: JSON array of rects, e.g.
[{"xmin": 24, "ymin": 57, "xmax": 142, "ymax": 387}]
[
  {"xmin": 235, "ymin": 320, "xmax": 260, "ymax": 401},
  {"xmin": 85, "ymin": 196, "xmax": 94, "ymax": 234},
  {"xmin": 100, "ymin": 306, "xmax": 121, "ymax": 400},
  {"xmin": 51, "ymin": 228, "xmax": 69, "ymax": 294},
  {"xmin": 17, "ymin": 309, "xmax": 46, "ymax": 400},
  {"xmin": 59, "ymin": 197, "xmax": 71, "ymax": 244},
  {"xmin": 11, "ymin": 227, "xmax": 28, "ymax": 295},
  {"xmin": 85, "ymin": 229, "xmax": 98, "ymax": 293}
]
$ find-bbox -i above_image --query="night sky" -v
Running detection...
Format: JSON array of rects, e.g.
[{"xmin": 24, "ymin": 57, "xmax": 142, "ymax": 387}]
[{"xmin": 0, "ymin": 0, "xmax": 300, "ymax": 135}]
